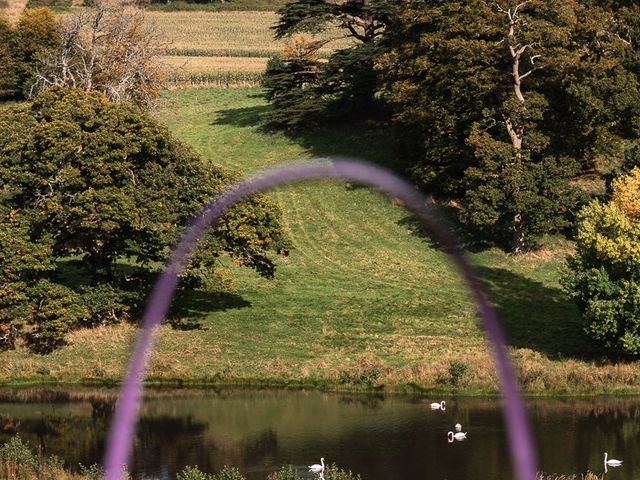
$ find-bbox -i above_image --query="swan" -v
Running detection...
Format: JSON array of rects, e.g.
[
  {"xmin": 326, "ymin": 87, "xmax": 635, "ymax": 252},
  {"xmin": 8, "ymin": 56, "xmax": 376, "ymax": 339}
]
[
  {"xmin": 604, "ymin": 452, "xmax": 622, "ymax": 467},
  {"xmin": 309, "ymin": 457, "xmax": 325, "ymax": 474},
  {"xmin": 455, "ymin": 423, "xmax": 462, "ymax": 432},
  {"xmin": 448, "ymin": 431, "xmax": 467, "ymax": 441},
  {"xmin": 430, "ymin": 401, "xmax": 446, "ymax": 410}
]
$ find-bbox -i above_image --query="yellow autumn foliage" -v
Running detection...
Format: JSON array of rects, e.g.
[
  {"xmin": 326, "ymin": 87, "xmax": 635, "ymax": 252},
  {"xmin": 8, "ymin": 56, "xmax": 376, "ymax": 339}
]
[
  {"xmin": 282, "ymin": 34, "xmax": 320, "ymax": 63},
  {"xmin": 612, "ymin": 166, "xmax": 640, "ymax": 219}
]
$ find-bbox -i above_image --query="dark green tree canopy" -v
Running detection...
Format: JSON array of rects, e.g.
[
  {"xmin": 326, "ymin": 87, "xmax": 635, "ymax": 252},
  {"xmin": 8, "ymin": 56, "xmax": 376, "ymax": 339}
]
[
  {"xmin": 264, "ymin": 0, "xmax": 401, "ymax": 128},
  {"xmin": 378, "ymin": 0, "xmax": 640, "ymax": 251},
  {"xmin": 0, "ymin": 87, "xmax": 290, "ymax": 351}
]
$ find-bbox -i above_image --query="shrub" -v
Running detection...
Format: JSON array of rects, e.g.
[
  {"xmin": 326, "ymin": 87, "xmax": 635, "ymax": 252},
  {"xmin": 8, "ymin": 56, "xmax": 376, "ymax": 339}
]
[
  {"xmin": 562, "ymin": 168, "xmax": 640, "ymax": 355},
  {"xmin": 0, "ymin": 435, "xmax": 38, "ymax": 478},
  {"xmin": 26, "ymin": 279, "xmax": 89, "ymax": 353},
  {"xmin": 177, "ymin": 466, "xmax": 216, "ymax": 480},
  {"xmin": 268, "ymin": 466, "xmax": 302, "ymax": 480},
  {"xmin": 79, "ymin": 463, "xmax": 106, "ymax": 480},
  {"xmin": 324, "ymin": 464, "xmax": 361, "ymax": 480},
  {"xmin": 213, "ymin": 466, "xmax": 246, "ymax": 480},
  {"xmin": 447, "ymin": 360, "xmax": 470, "ymax": 386}
]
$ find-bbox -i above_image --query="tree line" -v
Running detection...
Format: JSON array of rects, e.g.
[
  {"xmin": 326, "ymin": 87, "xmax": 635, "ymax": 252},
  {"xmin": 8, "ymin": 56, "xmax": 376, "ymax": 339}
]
[{"xmin": 263, "ymin": 0, "xmax": 640, "ymax": 355}]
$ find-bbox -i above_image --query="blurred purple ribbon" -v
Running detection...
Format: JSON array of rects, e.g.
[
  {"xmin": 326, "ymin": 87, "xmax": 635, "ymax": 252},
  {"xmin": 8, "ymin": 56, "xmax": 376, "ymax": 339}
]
[{"xmin": 104, "ymin": 159, "xmax": 537, "ymax": 480}]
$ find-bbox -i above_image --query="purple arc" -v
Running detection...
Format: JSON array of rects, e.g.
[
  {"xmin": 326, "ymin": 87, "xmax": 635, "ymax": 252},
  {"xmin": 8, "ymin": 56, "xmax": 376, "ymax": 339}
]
[{"xmin": 104, "ymin": 158, "xmax": 537, "ymax": 480}]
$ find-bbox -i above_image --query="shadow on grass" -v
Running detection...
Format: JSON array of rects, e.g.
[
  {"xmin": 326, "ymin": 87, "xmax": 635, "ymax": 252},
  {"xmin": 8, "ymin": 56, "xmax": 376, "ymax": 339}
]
[
  {"xmin": 213, "ymin": 104, "xmax": 401, "ymax": 170},
  {"xmin": 213, "ymin": 105, "xmax": 271, "ymax": 128},
  {"xmin": 396, "ymin": 203, "xmax": 493, "ymax": 254},
  {"xmin": 473, "ymin": 265, "xmax": 592, "ymax": 358},
  {"xmin": 172, "ymin": 290, "xmax": 252, "ymax": 326}
]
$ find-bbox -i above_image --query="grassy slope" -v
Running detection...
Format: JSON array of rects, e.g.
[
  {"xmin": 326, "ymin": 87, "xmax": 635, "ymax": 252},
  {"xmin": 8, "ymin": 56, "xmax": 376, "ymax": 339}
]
[{"xmin": 3, "ymin": 88, "xmax": 639, "ymax": 394}]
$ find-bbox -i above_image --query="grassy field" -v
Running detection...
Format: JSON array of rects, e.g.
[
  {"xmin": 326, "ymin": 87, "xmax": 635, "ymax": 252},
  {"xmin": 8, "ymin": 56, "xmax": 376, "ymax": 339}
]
[
  {"xmin": 2, "ymin": 88, "xmax": 639, "ymax": 394},
  {"xmin": 146, "ymin": 0, "xmax": 289, "ymax": 12}
]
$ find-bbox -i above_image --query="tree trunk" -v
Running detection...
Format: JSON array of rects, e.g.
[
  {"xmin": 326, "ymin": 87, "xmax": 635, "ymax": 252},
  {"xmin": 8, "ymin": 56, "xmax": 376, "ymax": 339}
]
[{"xmin": 511, "ymin": 212, "xmax": 526, "ymax": 254}]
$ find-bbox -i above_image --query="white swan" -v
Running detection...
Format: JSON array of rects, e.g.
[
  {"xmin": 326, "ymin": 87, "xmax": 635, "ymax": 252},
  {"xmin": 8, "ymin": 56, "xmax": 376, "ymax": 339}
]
[
  {"xmin": 604, "ymin": 452, "xmax": 622, "ymax": 467},
  {"xmin": 309, "ymin": 457, "xmax": 325, "ymax": 474},
  {"xmin": 430, "ymin": 401, "xmax": 446, "ymax": 410},
  {"xmin": 455, "ymin": 423, "xmax": 462, "ymax": 432},
  {"xmin": 448, "ymin": 431, "xmax": 467, "ymax": 441}
]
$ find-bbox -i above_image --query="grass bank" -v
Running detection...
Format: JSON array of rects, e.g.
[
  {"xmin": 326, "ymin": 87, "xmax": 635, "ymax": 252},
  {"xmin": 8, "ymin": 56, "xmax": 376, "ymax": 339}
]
[{"xmin": 1, "ymin": 88, "xmax": 639, "ymax": 395}]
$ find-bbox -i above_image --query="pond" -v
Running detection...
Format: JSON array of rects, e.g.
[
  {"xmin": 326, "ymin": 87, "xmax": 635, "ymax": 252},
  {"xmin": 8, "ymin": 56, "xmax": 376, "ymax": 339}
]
[{"xmin": 1, "ymin": 387, "xmax": 639, "ymax": 479}]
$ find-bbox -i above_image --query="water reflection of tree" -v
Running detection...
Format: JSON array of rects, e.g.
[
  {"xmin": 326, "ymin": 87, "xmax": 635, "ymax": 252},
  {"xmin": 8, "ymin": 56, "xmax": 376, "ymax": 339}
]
[
  {"xmin": 132, "ymin": 415, "xmax": 213, "ymax": 476},
  {"xmin": 338, "ymin": 394, "xmax": 384, "ymax": 410}
]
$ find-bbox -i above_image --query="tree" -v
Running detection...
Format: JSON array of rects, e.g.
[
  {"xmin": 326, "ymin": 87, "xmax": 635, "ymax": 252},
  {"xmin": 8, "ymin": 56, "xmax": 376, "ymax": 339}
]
[
  {"xmin": 380, "ymin": 0, "xmax": 640, "ymax": 252},
  {"xmin": 0, "ymin": 13, "xmax": 18, "ymax": 99},
  {"xmin": 262, "ymin": 34, "xmax": 326, "ymax": 129},
  {"xmin": 32, "ymin": 0, "xmax": 167, "ymax": 108},
  {"xmin": 264, "ymin": 0, "xmax": 400, "ymax": 127},
  {"xmin": 0, "ymin": 8, "xmax": 60, "ymax": 99},
  {"xmin": 13, "ymin": 7, "xmax": 61, "ymax": 96},
  {"xmin": 0, "ymin": 87, "xmax": 290, "ymax": 351},
  {"xmin": 563, "ymin": 168, "xmax": 640, "ymax": 356}
]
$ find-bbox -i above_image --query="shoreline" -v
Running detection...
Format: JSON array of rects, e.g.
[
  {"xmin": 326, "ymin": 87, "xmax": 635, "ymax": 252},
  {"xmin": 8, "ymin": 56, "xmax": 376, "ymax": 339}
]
[{"xmin": 2, "ymin": 378, "xmax": 640, "ymax": 397}]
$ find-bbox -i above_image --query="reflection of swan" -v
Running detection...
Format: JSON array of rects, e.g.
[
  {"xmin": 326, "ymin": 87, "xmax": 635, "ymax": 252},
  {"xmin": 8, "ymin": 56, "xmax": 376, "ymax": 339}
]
[
  {"xmin": 309, "ymin": 457, "xmax": 325, "ymax": 474},
  {"xmin": 448, "ymin": 431, "xmax": 467, "ymax": 441},
  {"xmin": 455, "ymin": 423, "xmax": 462, "ymax": 432},
  {"xmin": 604, "ymin": 452, "xmax": 622, "ymax": 467},
  {"xmin": 430, "ymin": 401, "xmax": 446, "ymax": 410}
]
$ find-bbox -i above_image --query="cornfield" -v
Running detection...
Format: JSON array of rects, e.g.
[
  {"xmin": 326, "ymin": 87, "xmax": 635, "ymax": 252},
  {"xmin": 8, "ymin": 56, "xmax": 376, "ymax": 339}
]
[{"xmin": 150, "ymin": 11, "xmax": 351, "ymax": 88}]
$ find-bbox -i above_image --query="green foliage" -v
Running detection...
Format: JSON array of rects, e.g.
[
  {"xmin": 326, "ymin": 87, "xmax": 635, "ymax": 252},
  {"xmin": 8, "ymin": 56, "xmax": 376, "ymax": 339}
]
[
  {"xmin": 264, "ymin": 0, "xmax": 398, "ymax": 126},
  {"xmin": 269, "ymin": 466, "xmax": 302, "ymax": 480},
  {"xmin": 379, "ymin": 0, "xmax": 640, "ymax": 251},
  {"xmin": 213, "ymin": 466, "xmax": 246, "ymax": 480},
  {"xmin": 177, "ymin": 466, "xmax": 216, "ymax": 480},
  {"xmin": 0, "ymin": 435, "xmax": 38, "ymax": 477},
  {"xmin": 324, "ymin": 464, "xmax": 361, "ymax": 480},
  {"xmin": 26, "ymin": 279, "xmax": 89, "ymax": 352},
  {"xmin": 13, "ymin": 7, "xmax": 60, "ymax": 96},
  {"xmin": 447, "ymin": 360, "xmax": 470, "ymax": 387},
  {"xmin": 0, "ymin": 14, "xmax": 18, "ymax": 99},
  {"xmin": 79, "ymin": 463, "xmax": 106, "ymax": 480},
  {"xmin": 0, "ymin": 87, "xmax": 289, "ymax": 351},
  {"xmin": 262, "ymin": 39, "xmax": 325, "ymax": 129},
  {"xmin": 563, "ymin": 169, "xmax": 640, "ymax": 355}
]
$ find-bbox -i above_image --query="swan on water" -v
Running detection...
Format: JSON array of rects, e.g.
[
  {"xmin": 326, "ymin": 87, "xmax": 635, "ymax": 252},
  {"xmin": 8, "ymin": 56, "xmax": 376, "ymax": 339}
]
[
  {"xmin": 430, "ymin": 401, "xmax": 446, "ymax": 410},
  {"xmin": 448, "ymin": 431, "xmax": 467, "ymax": 441},
  {"xmin": 604, "ymin": 452, "xmax": 622, "ymax": 467},
  {"xmin": 309, "ymin": 457, "xmax": 325, "ymax": 474}
]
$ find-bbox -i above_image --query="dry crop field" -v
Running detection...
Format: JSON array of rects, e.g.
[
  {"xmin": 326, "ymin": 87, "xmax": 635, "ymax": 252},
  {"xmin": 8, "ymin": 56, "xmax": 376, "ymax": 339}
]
[
  {"xmin": 0, "ymin": 0, "xmax": 29, "ymax": 23},
  {"xmin": 147, "ymin": 11, "xmax": 353, "ymax": 88}
]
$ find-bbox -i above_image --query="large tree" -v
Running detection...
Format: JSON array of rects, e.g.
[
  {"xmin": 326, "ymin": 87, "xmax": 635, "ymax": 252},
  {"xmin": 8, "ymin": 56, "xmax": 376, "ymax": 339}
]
[
  {"xmin": 0, "ymin": 87, "xmax": 290, "ymax": 351},
  {"xmin": 380, "ymin": 0, "xmax": 640, "ymax": 252},
  {"xmin": 264, "ymin": 0, "xmax": 401, "ymax": 128}
]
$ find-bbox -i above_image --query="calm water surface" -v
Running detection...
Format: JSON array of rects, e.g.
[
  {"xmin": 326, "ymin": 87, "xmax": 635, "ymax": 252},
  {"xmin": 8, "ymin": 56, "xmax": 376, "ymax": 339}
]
[{"xmin": 1, "ymin": 388, "xmax": 639, "ymax": 479}]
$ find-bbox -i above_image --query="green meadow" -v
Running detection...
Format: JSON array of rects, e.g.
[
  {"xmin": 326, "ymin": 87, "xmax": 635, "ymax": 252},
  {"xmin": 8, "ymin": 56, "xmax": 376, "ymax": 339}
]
[{"xmin": 3, "ymin": 88, "xmax": 639, "ymax": 394}]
